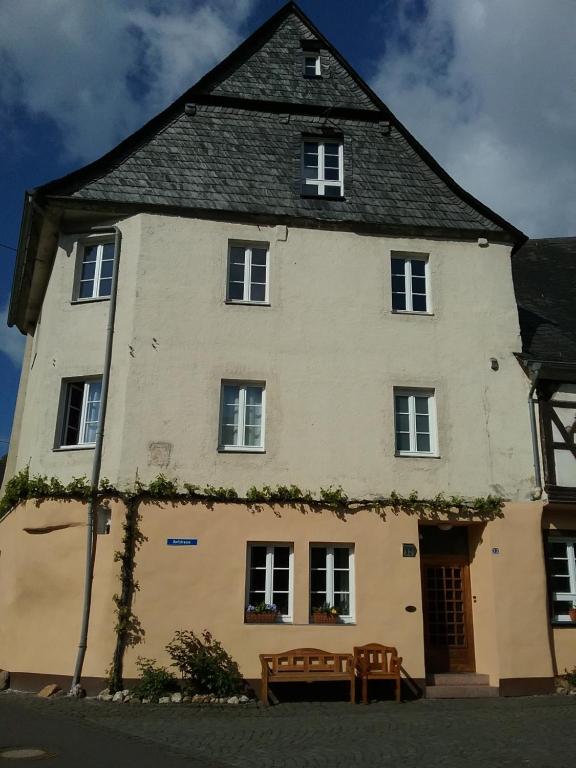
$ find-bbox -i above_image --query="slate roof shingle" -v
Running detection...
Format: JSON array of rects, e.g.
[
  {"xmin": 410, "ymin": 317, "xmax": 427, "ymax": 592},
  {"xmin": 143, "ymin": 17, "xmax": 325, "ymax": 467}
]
[
  {"xmin": 513, "ymin": 237, "xmax": 576, "ymax": 363},
  {"xmin": 55, "ymin": 106, "xmax": 502, "ymax": 233}
]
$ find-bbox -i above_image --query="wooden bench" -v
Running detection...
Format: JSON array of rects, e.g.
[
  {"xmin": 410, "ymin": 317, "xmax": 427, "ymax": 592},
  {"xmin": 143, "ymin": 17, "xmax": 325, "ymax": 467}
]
[
  {"xmin": 259, "ymin": 648, "xmax": 355, "ymax": 704},
  {"xmin": 354, "ymin": 643, "xmax": 402, "ymax": 703}
]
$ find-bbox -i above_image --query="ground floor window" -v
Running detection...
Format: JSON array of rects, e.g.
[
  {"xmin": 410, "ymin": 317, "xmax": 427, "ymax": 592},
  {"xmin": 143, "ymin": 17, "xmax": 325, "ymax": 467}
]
[
  {"xmin": 546, "ymin": 535, "xmax": 576, "ymax": 622},
  {"xmin": 310, "ymin": 545, "xmax": 355, "ymax": 622},
  {"xmin": 246, "ymin": 544, "xmax": 293, "ymax": 621}
]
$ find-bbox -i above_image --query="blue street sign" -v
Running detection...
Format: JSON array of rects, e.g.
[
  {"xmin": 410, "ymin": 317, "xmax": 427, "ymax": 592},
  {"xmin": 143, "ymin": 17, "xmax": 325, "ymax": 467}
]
[{"xmin": 167, "ymin": 538, "xmax": 198, "ymax": 546}]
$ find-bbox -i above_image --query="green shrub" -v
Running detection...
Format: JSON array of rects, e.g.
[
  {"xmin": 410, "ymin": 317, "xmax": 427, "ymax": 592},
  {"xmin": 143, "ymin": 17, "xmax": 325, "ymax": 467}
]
[
  {"xmin": 166, "ymin": 630, "xmax": 243, "ymax": 696},
  {"xmin": 131, "ymin": 657, "xmax": 180, "ymax": 701},
  {"xmin": 565, "ymin": 666, "xmax": 576, "ymax": 687}
]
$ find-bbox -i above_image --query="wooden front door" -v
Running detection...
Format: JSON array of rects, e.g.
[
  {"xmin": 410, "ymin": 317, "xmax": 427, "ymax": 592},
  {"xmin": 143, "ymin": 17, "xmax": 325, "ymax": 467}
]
[{"xmin": 421, "ymin": 555, "xmax": 475, "ymax": 673}]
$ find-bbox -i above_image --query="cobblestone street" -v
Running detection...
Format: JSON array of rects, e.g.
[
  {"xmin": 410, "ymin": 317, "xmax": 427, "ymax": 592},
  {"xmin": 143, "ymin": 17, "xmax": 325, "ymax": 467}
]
[{"xmin": 2, "ymin": 692, "xmax": 575, "ymax": 767}]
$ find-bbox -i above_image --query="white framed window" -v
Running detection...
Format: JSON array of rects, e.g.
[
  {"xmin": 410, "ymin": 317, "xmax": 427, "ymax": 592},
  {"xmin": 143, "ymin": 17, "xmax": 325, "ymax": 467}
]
[
  {"xmin": 394, "ymin": 389, "xmax": 438, "ymax": 456},
  {"xmin": 59, "ymin": 379, "xmax": 102, "ymax": 448},
  {"xmin": 547, "ymin": 536, "xmax": 576, "ymax": 623},
  {"xmin": 226, "ymin": 243, "xmax": 269, "ymax": 303},
  {"xmin": 391, "ymin": 254, "xmax": 430, "ymax": 313},
  {"xmin": 302, "ymin": 140, "xmax": 344, "ymax": 197},
  {"xmin": 75, "ymin": 241, "xmax": 115, "ymax": 300},
  {"xmin": 247, "ymin": 544, "xmax": 293, "ymax": 621},
  {"xmin": 303, "ymin": 54, "xmax": 321, "ymax": 77},
  {"xmin": 219, "ymin": 382, "xmax": 265, "ymax": 451},
  {"xmin": 310, "ymin": 545, "xmax": 355, "ymax": 622}
]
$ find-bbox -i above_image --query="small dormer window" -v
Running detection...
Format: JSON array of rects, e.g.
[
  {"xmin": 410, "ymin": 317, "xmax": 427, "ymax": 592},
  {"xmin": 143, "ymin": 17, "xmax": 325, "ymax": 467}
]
[{"xmin": 304, "ymin": 55, "xmax": 321, "ymax": 78}]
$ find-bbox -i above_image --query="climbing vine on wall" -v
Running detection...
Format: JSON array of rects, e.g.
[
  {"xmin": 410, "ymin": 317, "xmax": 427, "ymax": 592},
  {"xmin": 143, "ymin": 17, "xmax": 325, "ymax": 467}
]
[{"xmin": 0, "ymin": 467, "xmax": 505, "ymax": 522}]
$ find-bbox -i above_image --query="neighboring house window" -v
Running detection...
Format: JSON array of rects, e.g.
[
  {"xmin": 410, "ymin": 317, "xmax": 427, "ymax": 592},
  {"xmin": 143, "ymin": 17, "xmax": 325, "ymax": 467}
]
[
  {"xmin": 247, "ymin": 544, "xmax": 293, "ymax": 620},
  {"xmin": 303, "ymin": 54, "xmax": 321, "ymax": 77},
  {"xmin": 219, "ymin": 382, "xmax": 265, "ymax": 450},
  {"xmin": 391, "ymin": 255, "xmax": 429, "ymax": 312},
  {"xmin": 310, "ymin": 545, "xmax": 355, "ymax": 622},
  {"xmin": 394, "ymin": 389, "xmax": 437, "ymax": 456},
  {"xmin": 60, "ymin": 379, "xmax": 102, "ymax": 447},
  {"xmin": 302, "ymin": 140, "xmax": 343, "ymax": 197},
  {"xmin": 547, "ymin": 536, "xmax": 576, "ymax": 623},
  {"xmin": 76, "ymin": 241, "xmax": 115, "ymax": 300},
  {"xmin": 227, "ymin": 244, "xmax": 269, "ymax": 303}
]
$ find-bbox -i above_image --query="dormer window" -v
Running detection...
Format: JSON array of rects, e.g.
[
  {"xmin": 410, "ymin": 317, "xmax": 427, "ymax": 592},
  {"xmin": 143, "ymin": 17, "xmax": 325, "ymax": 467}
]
[
  {"xmin": 302, "ymin": 140, "xmax": 343, "ymax": 198},
  {"xmin": 303, "ymin": 55, "xmax": 321, "ymax": 77}
]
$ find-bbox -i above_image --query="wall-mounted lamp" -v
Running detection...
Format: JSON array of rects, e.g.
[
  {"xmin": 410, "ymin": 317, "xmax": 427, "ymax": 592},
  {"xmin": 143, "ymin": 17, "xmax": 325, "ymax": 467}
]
[
  {"xmin": 437, "ymin": 523, "xmax": 453, "ymax": 532},
  {"xmin": 490, "ymin": 358, "xmax": 499, "ymax": 371}
]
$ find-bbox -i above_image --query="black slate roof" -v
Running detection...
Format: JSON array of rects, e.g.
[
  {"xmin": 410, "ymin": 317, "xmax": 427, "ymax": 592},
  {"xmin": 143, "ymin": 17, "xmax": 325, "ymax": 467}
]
[
  {"xmin": 57, "ymin": 105, "xmax": 502, "ymax": 232},
  {"xmin": 513, "ymin": 238, "xmax": 576, "ymax": 363},
  {"xmin": 37, "ymin": 2, "xmax": 521, "ymax": 240},
  {"xmin": 204, "ymin": 12, "xmax": 377, "ymax": 111}
]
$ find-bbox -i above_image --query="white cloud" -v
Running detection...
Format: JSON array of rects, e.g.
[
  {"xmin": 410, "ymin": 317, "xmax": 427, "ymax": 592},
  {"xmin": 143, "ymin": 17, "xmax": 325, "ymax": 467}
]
[
  {"xmin": 372, "ymin": 0, "xmax": 576, "ymax": 237},
  {"xmin": 0, "ymin": 0, "xmax": 256, "ymax": 161},
  {"xmin": 0, "ymin": 301, "xmax": 25, "ymax": 369}
]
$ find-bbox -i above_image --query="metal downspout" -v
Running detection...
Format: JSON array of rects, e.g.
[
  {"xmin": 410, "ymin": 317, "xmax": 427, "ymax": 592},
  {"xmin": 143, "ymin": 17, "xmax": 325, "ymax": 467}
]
[
  {"xmin": 528, "ymin": 364, "xmax": 543, "ymax": 498},
  {"xmin": 71, "ymin": 226, "xmax": 122, "ymax": 692}
]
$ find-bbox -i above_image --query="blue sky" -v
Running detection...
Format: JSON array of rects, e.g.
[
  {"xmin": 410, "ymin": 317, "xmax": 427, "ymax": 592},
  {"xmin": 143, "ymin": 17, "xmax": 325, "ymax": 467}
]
[{"xmin": 1, "ymin": 0, "xmax": 575, "ymax": 452}]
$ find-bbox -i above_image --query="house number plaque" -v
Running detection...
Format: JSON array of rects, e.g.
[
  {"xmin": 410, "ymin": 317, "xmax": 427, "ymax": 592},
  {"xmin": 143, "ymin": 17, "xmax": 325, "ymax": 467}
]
[{"xmin": 402, "ymin": 543, "xmax": 417, "ymax": 557}]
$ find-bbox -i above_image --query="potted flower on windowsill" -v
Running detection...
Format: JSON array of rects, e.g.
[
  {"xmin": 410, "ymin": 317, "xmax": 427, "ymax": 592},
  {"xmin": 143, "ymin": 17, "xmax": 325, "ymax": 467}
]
[
  {"xmin": 245, "ymin": 602, "xmax": 278, "ymax": 624},
  {"xmin": 569, "ymin": 605, "xmax": 576, "ymax": 622},
  {"xmin": 311, "ymin": 603, "xmax": 340, "ymax": 624}
]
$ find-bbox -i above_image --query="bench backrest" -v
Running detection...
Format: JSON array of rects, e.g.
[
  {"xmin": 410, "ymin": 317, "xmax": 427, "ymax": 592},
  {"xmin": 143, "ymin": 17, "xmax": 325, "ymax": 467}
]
[
  {"xmin": 261, "ymin": 648, "xmax": 353, "ymax": 675},
  {"xmin": 353, "ymin": 644, "xmax": 400, "ymax": 674}
]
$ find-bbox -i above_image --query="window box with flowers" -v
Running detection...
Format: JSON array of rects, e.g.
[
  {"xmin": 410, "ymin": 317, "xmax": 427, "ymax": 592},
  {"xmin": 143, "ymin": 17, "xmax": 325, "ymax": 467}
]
[
  {"xmin": 311, "ymin": 603, "xmax": 341, "ymax": 624},
  {"xmin": 245, "ymin": 602, "xmax": 279, "ymax": 624}
]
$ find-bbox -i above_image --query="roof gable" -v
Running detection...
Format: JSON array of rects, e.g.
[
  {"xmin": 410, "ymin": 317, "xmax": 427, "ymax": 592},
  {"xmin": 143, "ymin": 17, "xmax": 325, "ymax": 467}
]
[{"xmin": 197, "ymin": 8, "xmax": 379, "ymax": 111}]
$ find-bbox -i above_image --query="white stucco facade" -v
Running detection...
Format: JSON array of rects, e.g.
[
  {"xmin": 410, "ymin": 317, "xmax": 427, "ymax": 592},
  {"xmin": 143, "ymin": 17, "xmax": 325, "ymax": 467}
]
[{"xmin": 7, "ymin": 213, "xmax": 535, "ymax": 500}]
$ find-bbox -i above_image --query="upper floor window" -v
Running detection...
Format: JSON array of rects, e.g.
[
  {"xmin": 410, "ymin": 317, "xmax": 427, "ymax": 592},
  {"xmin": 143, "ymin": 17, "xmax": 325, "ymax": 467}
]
[
  {"xmin": 76, "ymin": 241, "xmax": 115, "ymax": 300},
  {"xmin": 227, "ymin": 243, "xmax": 269, "ymax": 304},
  {"xmin": 303, "ymin": 55, "xmax": 321, "ymax": 77},
  {"xmin": 546, "ymin": 536, "xmax": 576, "ymax": 623},
  {"xmin": 246, "ymin": 543, "xmax": 293, "ymax": 621},
  {"xmin": 219, "ymin": 382, "xmax": 265, "ymax": 451},
  {"xmin": 59, "ymin": 378, "xmax": 102, "ymax": 448},
  {"xmin": 302, "ymin": 140, "xmax": 343, "ymax": 198},
  {"xmin": 394, "ymin": 389, "xmax": 437, "ymax": 456},
  {"xmin": 391, "ymin": 254, "xmax": 430, "ymax": 313},
  {"xmin": 310, "ymin": 545, "xmax": 355, "ymax": 622}
]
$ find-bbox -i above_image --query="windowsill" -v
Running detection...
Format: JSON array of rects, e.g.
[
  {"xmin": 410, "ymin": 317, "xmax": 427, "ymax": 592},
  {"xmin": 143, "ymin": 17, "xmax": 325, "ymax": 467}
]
[
  {"xmin": 303, "ymin": 74, "xmax": 322, "ymax": 79},
  {"xmin": 218, "ymin": 447, "xmax": 266, "ymax": 454},
  {"xmin": 71, "ymin": 296, "xmax": 110, "ymax": 305},
  {"xmin": 391, "ymin": 310, "xmax": 434, "ymax": 316},
  {"xmin": 551, "ymin": 621, "xmax": 576, "ymax": 628},
  {"xmin": 225, "ymin": 300, "xmax": 271, "ymax": 307},
  {"xmin": 245, "ymin": 619, "xmax": 292, "ymax": 625},
  {"xmin": 395, "ymin": 452, "xmax": 441, "ymax": 459},
  {"xmin": 53, "ymin": 444, "xmax": 96, "ymax": 452},
  {"xmin": 300, "ymin": 194, "xmax": 346, "ymax": 202}
]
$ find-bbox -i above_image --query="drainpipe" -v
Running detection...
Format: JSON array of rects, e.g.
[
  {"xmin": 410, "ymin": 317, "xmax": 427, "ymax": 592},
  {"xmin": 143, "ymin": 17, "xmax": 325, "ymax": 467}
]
[
  {"xmin": 528, "ymin": 363, "xmax": 543, "ymax": 498},
  {"xmin": 70, "ymin": 226, "xmax": 122, "ymax": 693}
]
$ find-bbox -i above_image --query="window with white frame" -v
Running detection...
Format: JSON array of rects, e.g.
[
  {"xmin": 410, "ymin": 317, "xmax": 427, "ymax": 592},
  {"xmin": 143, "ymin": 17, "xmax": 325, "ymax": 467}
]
[
  {"xmin": 247, "ymin": 544, "xmax": 293, "ymax": 620},
  {"xmin": 303, "ymin": 54, "xmax": 321, "ymax": 77},
  {"xmin": 547, "ymin": 536, "xmax": 576, "ymax": 623},
  {"xmin": 75, "ymin": 241, "xmax": 115, "ymax": 300},
  {"xmin": 394, "ymin": 389, "xmax": 437, "ymax": 456},
  {"xmin": 60, "ymin": 379, "xmax": 102, "ymax": 447},
  {"xmin": 391, "ymin": 254, "xmax": 430, "ymax": 312},
  {"xmin": 310, "ymin": 545, "xmax": 355, "ymax": 621},
  {"xmin": 302, "ymin": 140, "xmax": 343, "ymax": 197},
  {"xmin": 219, "ymin": 382, "xmax": 265, "ymax": 450},
  {"xmin": 227, "ymin": 243, "xmax": 269, "ymax": 303}
]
